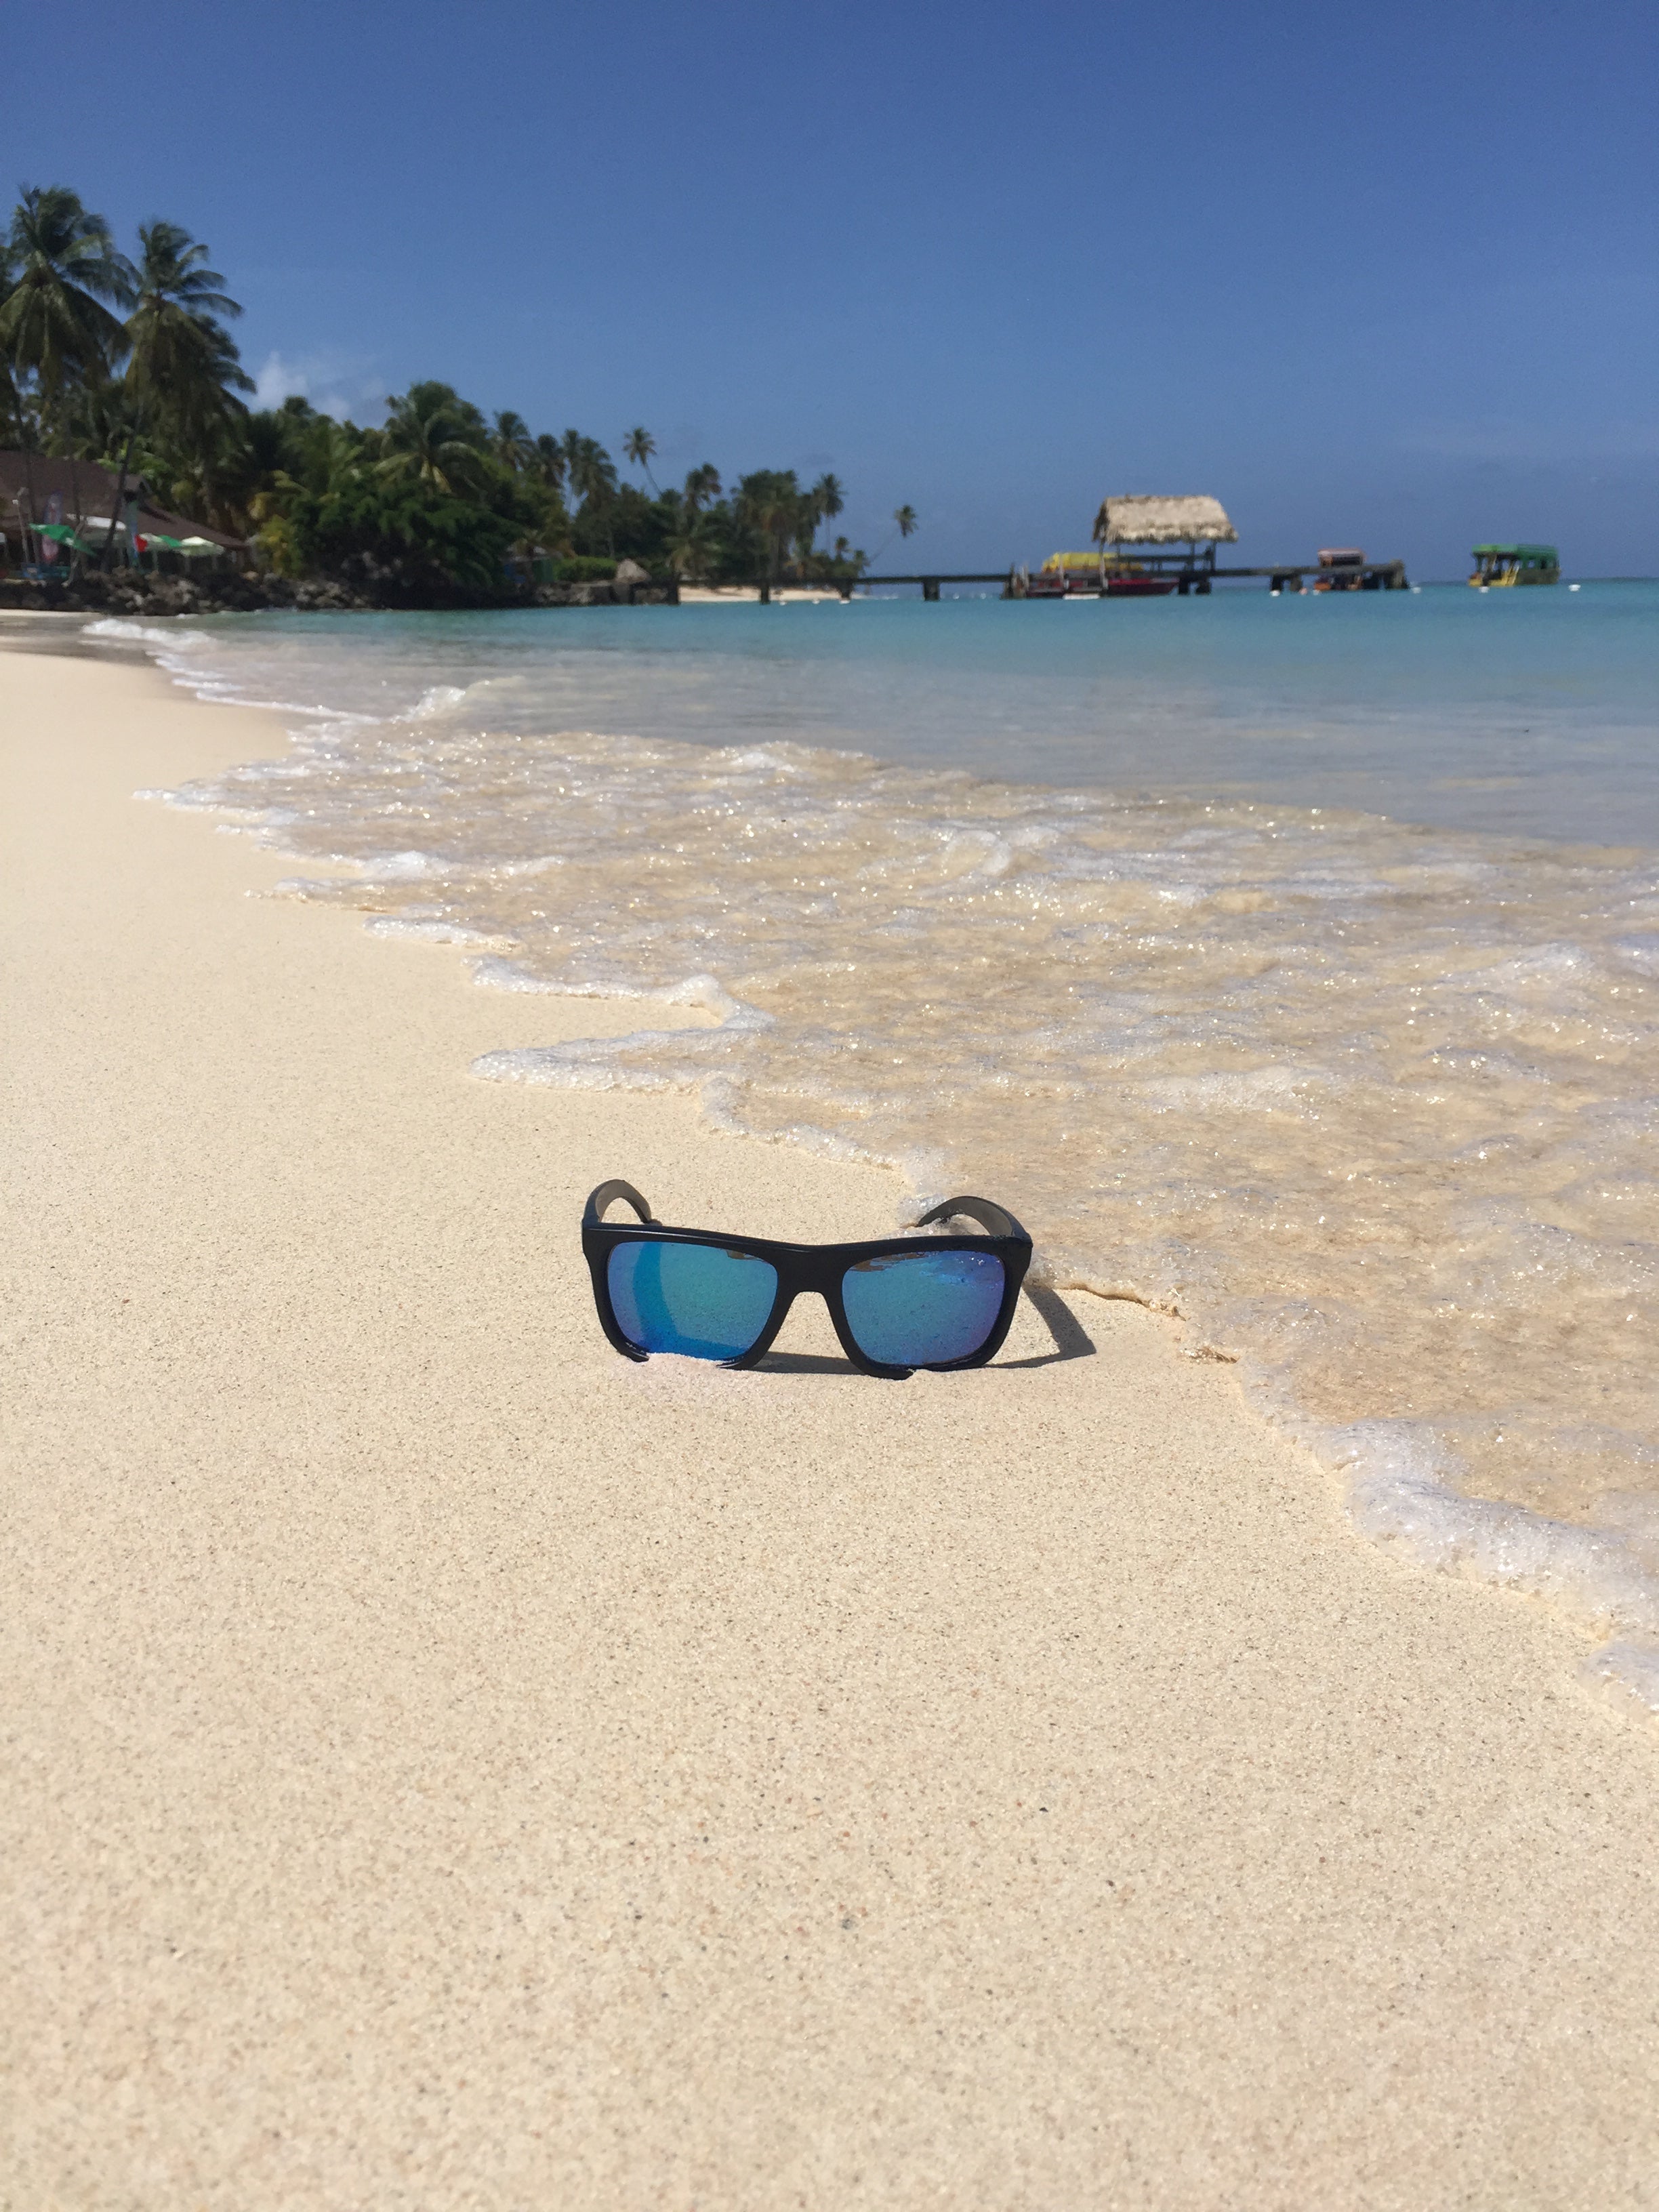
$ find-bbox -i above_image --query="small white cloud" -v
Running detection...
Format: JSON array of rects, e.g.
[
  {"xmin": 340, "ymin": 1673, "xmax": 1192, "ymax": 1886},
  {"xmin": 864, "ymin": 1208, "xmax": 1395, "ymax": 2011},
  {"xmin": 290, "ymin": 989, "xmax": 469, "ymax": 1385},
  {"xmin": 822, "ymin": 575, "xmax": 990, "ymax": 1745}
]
[
  {"xmin": 253, "ymin": 349, "xmax": 387, "ymax": 424},
  {"xmin": 253, "ymin": 351, "xmax": 306, "ymax": 408}
]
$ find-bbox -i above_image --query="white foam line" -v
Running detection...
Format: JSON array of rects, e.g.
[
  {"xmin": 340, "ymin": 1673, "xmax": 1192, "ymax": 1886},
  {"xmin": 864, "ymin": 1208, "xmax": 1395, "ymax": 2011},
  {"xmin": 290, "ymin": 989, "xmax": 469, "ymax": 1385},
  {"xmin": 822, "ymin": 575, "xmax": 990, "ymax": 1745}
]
[
  {"xmin": 1320, "ymin": 1418, "xmax": 1659, "ymax": 1702},
  {"xmin": 88, "ymin": 615, "xmax": 388, "ymax": 734},
  {"xmin": 1332, "ymin": 1419, "xmax": 1659, "ymax": 1631},
  {"xmin": 1031, "ymin": 1282, "xmax": 1659, "ymax": 1711},
  {"xmin": 470, "ymin": 961, "xmax": 761, "ymax": 1029},
  {"xmin": 472, "ymin": 995, "xmax": 774, "ymax": 1090},
  {"xmin": 365, "ymin": 917, "xmax": 517, "ymax": 949},
  {"xmin": 83, "ymin": 618, "xmax": 210, "ymax": 649}
]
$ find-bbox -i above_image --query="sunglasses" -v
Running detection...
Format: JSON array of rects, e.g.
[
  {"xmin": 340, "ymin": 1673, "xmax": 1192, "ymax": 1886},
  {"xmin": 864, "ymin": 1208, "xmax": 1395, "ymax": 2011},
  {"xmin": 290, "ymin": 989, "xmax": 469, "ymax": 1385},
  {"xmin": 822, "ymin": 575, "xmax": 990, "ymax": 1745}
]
[{"xmin": 583, "ymin": 1180, "xmax": 1033, "ymax": 1379}]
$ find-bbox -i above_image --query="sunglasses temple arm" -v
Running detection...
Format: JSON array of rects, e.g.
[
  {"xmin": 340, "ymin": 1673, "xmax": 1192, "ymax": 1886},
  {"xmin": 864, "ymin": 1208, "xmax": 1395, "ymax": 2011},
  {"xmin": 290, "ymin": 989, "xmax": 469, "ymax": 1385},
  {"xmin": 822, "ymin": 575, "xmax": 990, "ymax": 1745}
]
[
  {"xmin": 583, "ymin": 1179, "xmax": 657, "ymax": 1227},
  {"xmin": 910, "ymin": 1194, "xmax": 1029, "ymax": 1243}
]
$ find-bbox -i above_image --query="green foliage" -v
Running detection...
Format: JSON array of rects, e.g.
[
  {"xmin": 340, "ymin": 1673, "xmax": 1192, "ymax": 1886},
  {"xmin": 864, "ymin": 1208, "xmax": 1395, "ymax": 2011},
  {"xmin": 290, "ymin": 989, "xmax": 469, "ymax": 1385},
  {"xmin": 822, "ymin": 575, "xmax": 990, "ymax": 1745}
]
[
  {"xmin": 539, "ymin": 555, "xmax": 617, "ymax": 583},
  {"xmin": 258, "ymin": 511, "xmax": 304, "ymax": 579},
  {"xmin": 378, "ymin": 381, "xmax": 490, "ymax": 498},
  {"xmin": 733, "ymin": 469, "xmax": 814, "ymax": 583},
  {"xmin": 0, "ymin": 186, "xmax": 134, "ymax": 432},
  {"xmin": 285, "ymin": 475, "xmax": 517, "ymax": 596},
  {"xmin": 560, "ymin": 430, "xmax": 617, "ymax": 506},
  {"xmin": 3, "ymin": 182, "xmax": 906, "ymax": 596},
  {"xmin": 623, "ymin": 425, "xmax": 658, "ymax": 491},
  {"xmin": 570, "ymin": 481, "xmax": 676, "ymax": 565},
  {"xmin": 491, "ymin": 409, "xmax": 535, "ymax": 474},
  {"xmin": 125, "ymin": 220, "xmax": 250, "ymax": 460}
]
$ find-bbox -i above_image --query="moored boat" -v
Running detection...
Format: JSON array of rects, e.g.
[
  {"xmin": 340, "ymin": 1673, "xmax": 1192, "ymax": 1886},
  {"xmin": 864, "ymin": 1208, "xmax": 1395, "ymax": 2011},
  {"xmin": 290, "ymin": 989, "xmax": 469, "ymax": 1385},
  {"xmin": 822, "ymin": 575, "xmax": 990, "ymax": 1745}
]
[
  {"xmin": 1469, "ymin": 543, "xmax": 1559, "ymax": 588},
  {"xmin": 1313, "ymin": 548, "xmax": 1365, "ymax": 592},
  {"xmin": 1025, "ymin": 551, "xmax": 1178, "ymax": 598}
]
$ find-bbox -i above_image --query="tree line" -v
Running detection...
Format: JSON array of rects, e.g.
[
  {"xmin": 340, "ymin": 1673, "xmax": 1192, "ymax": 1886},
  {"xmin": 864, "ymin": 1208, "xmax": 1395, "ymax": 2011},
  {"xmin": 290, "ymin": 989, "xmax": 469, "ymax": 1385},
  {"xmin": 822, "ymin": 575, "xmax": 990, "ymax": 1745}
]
[{"xmin": 0, "ymin": 185, "xmax": 919, "ymax": 594}]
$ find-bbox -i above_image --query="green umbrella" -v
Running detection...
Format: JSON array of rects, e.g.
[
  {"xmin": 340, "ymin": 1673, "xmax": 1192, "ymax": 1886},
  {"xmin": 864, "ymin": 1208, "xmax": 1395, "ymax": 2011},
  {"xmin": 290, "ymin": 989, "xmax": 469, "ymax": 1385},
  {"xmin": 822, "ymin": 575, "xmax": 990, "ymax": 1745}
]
[
  {"xmin": 140, "ymin": 533, "xmax": 185, "ymax": 550},
  {"xmin": 36, "ymin": 521, "xmax": 89, "ymax": 548}
]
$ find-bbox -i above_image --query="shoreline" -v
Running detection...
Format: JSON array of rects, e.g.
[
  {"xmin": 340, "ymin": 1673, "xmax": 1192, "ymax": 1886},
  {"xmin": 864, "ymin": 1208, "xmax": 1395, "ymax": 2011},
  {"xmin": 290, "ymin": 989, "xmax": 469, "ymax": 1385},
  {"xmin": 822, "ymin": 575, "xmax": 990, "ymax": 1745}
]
[
  {"xmin": 678, "ymin": 583, "xmax": 848, "ymax": 602},
  {"xmin": 6, "ymin": 645, "xmax": 1659, "ymax": 2204}
]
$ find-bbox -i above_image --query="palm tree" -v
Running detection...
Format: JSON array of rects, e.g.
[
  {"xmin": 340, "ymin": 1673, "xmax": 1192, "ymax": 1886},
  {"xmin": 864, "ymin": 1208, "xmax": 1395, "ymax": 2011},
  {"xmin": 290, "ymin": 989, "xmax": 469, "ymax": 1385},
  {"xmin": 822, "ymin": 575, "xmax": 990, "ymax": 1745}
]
[
  {"xmin": 216, "ymin": 407, "xmax": 303, "ymax": 537},
  {"xmin": 583, "ymin": 438, "xmax": 618, "ymax": 500},
  {"xmin": 378, "ymin": 382, "xmax": 489, "ymax": 497},
  {"xmin": 491, "ymin": 409, "xmax": 534, "ymax": 474},
  {"xmin": 665, "ymin": 510, "xmax": 720, "ymax": 581},
  {"xmin": 867, "ymin": 504, "xmax": 920, "ymax": 570},
  {"xmin": 793, "ymin": 499, "xmax": 819, "ymax": 568},
  {"xmin": 292, "ymin": 411, "xmax": 363, "ymax": 499},
  {"xmin": 0, "ymin": 356, "xmax": 24, "ymax": 447},
  {"xmin": 0, "ymin": 186, "xmax": 134, "ymax": 435},
  {"xmin": 682, "ymin": 462, "xmax": 722, "ymax": 516},
  {"xmin": 102, "ymin": 220, "xmax": 257, "ymax": 548},
  {"xmin": 124, "ymin": 220, "xmax": 251, "ymax": 457},
  {"xmin": 623, "ymin": 425, "xmax": 658, "ymax": 492},
  {"xmin": 529, "ymin": 432, "xmax": 566, "ymax": 493},
  {"xmin": 733, "ymin": 469, "xmax": 803, "ymax": 589},
  {"xmin": 556, "ymin": 430, "xmax": 619, "ymax": 554},
  {"xmin": 558, "ymin": 430, "xmax": 616, "ymax": 505},
  {"xmin": 64, "ymin": 373, "xmax": 142, "ymax": 466},
  {"xmin": 811, "ymin": 472, "xmax": 844, "ymax": 551}
]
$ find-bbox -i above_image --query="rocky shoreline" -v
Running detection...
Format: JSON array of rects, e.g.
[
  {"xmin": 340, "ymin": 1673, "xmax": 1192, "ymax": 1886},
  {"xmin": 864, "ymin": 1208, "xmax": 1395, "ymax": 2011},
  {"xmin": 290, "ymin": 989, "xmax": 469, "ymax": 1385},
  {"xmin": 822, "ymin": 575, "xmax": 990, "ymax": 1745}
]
[{"xmin": 0, "ymin": 564, "xmax": 680, "ymax": 619}]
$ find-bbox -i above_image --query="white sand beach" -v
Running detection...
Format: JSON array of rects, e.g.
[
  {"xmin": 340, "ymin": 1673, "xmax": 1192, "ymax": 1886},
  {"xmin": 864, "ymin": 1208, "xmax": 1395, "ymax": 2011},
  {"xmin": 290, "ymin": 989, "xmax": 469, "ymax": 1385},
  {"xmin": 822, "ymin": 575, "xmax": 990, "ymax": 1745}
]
[
  {"xmin": 678, "ymin": 583, "xmax": 848, "ymax": 602},
  {"xmin": 4, "ymin": 644, "xmax": 1658, "ymax": 2208}
]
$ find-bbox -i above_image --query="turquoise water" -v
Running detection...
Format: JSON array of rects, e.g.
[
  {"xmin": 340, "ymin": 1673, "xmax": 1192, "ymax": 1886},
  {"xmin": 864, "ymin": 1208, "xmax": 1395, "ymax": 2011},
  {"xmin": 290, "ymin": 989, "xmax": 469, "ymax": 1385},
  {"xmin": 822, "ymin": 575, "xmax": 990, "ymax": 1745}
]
[
  {"xmin": 163, "ymin": 579, "xmax": 1658, "ymax": 846},
  {"xmin": 104, "ymin": 583, "xmax": 1659, "ymax": 1710}
]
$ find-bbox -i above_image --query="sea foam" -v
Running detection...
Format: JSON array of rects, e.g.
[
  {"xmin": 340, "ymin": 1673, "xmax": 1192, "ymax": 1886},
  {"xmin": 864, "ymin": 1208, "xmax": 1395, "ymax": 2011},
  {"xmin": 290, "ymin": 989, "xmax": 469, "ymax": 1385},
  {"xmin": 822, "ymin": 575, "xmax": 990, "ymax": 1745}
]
[{"xmin": 124, "ymin": 608, "xmax": 1659, "ymax": 1704}]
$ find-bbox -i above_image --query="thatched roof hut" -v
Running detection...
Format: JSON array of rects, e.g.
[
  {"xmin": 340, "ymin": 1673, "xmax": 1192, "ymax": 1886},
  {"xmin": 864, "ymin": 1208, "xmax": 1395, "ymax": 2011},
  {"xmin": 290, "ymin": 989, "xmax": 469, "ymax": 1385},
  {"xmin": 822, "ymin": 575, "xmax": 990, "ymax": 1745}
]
[{"xmin": 1092, "ymin": 495, "xmax": 1237, "ymax": 546}]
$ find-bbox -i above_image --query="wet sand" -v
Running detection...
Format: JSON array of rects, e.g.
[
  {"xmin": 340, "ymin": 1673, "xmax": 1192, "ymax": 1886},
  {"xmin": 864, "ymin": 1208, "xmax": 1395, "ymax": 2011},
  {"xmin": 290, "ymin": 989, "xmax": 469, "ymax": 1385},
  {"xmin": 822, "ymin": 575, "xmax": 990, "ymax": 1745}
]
[{"xmin": 4, "ymin": 645, "xmax": 1658, "ymax": 2208}]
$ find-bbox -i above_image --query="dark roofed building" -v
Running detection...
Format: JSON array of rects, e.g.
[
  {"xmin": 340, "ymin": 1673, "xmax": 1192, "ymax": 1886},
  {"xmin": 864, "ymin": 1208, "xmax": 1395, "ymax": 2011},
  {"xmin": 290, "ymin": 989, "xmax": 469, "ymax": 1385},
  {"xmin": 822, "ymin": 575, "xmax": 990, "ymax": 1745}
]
[{"xmin": 0, "ymin": 452, "xmax": 249, "ymax": 563}]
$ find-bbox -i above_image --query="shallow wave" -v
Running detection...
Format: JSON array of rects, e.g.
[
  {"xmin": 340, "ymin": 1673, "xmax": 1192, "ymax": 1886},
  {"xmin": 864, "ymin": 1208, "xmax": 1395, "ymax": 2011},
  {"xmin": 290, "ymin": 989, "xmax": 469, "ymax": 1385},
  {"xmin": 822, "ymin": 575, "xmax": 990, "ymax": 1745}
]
[
  {"xmin": 135, "ymin": 630, "xmax": 1659, "ymax": 1693},
  {"xmin": 85, "ymin": 617, "xmax": 209, "ymax": 649}
]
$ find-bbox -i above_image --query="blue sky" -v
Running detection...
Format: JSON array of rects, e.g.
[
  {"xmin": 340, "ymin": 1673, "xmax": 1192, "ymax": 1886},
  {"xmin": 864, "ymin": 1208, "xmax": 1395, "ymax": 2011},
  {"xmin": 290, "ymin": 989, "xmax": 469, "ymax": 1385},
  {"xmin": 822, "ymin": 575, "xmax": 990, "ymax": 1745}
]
[{"xmin": 8, "ymin": 1, "xmax": 1656, "ymax": 574}]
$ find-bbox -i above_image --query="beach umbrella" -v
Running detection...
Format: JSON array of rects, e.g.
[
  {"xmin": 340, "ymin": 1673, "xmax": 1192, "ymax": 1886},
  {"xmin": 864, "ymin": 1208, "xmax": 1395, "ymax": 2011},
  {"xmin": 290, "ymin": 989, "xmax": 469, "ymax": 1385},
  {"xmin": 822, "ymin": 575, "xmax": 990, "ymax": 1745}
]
[{"xmin": 35, "ymin": 521, "xmax": 94, "ymax": 552}]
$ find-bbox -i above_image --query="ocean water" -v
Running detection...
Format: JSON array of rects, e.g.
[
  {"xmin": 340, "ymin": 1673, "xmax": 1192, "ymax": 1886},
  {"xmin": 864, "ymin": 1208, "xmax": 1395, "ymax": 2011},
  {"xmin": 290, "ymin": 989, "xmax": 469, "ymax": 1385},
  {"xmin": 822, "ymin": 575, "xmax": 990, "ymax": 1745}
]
[{"xmin": 97, "ymin": 588, "xmax": 1659, "ymax": 1705}]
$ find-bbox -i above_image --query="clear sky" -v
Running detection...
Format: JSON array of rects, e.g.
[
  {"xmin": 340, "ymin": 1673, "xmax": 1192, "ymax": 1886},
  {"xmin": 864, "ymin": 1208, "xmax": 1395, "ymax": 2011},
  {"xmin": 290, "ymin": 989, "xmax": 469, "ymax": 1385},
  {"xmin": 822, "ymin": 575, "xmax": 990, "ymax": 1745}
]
[{"xmin": 8, "ymin": 1, "xmax": 1656, "ymax": 575}]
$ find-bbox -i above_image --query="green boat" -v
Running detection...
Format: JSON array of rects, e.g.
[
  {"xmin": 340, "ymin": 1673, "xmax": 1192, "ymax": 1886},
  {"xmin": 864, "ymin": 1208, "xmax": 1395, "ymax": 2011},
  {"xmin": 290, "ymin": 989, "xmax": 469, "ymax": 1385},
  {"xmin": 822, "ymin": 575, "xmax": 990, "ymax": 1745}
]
[{"xmin": 1469, "ymin": 543, "xmax": 1559, "ymax": 588}]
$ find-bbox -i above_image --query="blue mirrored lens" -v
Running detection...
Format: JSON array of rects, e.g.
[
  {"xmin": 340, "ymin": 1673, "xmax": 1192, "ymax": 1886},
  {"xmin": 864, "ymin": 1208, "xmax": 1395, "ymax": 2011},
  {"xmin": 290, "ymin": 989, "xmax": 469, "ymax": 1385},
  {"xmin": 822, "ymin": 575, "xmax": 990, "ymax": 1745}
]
[
  {"xmin": 607, "ymin": 1239, "xmax": 779, "ymax": 1359},
  {"xmin": 841, "ymin": 1249, "xmax": 1006, "ymax": 1368}
]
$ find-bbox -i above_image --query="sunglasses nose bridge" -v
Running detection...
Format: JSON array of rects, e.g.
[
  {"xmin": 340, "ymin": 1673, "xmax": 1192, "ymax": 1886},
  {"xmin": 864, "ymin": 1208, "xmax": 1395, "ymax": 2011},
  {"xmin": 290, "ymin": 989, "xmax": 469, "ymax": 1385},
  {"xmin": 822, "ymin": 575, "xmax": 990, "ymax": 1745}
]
[
  {"xmin": 762, "ymin": 1274, "xmax": 850, "ymax": 1355},
  {"xmin": 776, "ymin": 1279, "xmax": 831, "ymax": 1326}
]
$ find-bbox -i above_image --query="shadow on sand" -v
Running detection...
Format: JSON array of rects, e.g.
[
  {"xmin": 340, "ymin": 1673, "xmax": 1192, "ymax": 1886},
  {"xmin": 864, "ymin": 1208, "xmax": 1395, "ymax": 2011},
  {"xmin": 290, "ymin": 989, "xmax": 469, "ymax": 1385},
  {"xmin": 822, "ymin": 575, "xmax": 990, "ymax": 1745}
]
[{"xmin": 756, "ymin": 1284, "xmax": 1097, "ymax": 1377}]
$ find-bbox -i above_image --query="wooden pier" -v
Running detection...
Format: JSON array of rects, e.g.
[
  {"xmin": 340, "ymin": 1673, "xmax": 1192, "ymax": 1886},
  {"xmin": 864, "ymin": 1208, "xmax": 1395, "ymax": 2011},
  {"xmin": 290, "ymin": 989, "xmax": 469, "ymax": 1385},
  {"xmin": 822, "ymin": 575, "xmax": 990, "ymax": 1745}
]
[
  {"xmin": 853, "ymin": 572, "xmax": 1012, "ymax": 600},
  {"xmin": 851, "ymin": 558, "xmax": 1409, "ymax": 599},
  {"xmin": 1244, "ymin": 560, "xmax": 1408, "ymax": 594}
]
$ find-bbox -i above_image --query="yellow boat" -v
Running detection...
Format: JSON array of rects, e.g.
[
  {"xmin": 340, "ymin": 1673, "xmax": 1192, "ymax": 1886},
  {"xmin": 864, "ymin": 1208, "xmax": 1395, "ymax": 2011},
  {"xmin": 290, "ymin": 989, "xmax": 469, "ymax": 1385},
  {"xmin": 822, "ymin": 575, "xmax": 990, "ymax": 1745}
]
[{"xmin": 1469, "ymin": 543, "xmax": 1559, "ymax": 588}]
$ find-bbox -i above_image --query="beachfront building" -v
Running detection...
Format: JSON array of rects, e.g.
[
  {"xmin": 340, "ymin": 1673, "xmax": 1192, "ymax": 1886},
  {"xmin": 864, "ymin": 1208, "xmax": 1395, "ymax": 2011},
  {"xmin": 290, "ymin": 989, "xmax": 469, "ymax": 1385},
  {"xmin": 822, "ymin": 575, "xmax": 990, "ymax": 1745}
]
[
  {"xmin": 0, "ymin": 453, "xmax": 248, "ymax": 577},
  {"xmin": 1092, "ymin": 494, "xmax": 1238, "ymax": 583},
  {"xmin": 1016, "ymin": 494, "xmax": 1240, "ymax": 598}
]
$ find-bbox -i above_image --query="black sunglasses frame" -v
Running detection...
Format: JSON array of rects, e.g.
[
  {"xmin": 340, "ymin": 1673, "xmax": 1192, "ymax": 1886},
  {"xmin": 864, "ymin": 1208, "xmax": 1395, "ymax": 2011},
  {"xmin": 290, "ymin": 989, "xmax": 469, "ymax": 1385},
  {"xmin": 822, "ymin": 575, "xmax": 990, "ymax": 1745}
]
[{"xmin": 582, "ymin": 1180, "xmax": 1033, "ymax": 1380}]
